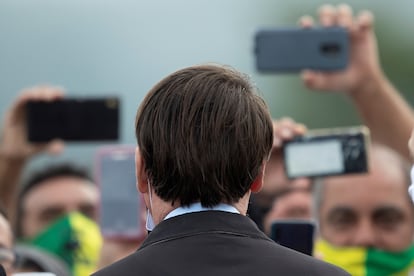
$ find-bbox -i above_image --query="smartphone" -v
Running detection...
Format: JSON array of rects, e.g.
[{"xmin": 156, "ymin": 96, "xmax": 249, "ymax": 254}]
[
  {"xmin": 95, "ymin": 145, "xmax": 146, "ymax": 240},
  {"xmin": 254, "ymin": 27, "xmax": 349, "ymax": 72},
  {"xmin": 26, "ymin": 97, "xmax": 120, "ymax": 142},
  {"xmin": 283, "ymin": 126, "xmax": 370, "ymax": 179},
  {"xmin": 270, "ymin": 219, "xmax": 315, "ymax": 256}
]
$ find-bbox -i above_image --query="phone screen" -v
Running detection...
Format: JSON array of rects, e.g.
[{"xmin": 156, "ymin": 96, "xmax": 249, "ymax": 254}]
[
  {"xmin": 270, "ymin": 220, "xmax": 315, "ymax": 256},
  {"xmin": 285, "ymin": 139, "xmax": 344, "ymax": 177},
  {"xmin": 98, "ymin": 148, "xmax": 142, "ymax": 238}
]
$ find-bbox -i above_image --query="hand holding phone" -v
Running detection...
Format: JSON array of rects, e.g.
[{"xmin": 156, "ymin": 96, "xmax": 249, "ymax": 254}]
[
  {"xmin": 0, "ymin": 85, "xmax": 66, "ymax": 160},
  {"xmin": 254, "ymin": 27, "xmax": 349, "ymax": 73}
]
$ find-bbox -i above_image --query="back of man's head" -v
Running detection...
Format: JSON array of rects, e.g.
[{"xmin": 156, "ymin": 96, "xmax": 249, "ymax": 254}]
[{"xmin": 135, "ymin": 64, "xmax": 273, "ymax": 207}]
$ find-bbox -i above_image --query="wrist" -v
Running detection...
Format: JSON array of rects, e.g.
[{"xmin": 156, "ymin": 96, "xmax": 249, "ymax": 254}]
[
  {"xmin": 347, "ymin": 70, "xmax": 388, "ymax": 100},
  {"xmin": 0, "ymin": 147, "xmax": 30, "ymax": 164}
]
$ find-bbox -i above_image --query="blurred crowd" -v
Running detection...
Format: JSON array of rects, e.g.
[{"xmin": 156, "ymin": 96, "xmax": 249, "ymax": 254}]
[{"xmin": 1, "ymin": 3, "xmax": 414, "ymax": 276}]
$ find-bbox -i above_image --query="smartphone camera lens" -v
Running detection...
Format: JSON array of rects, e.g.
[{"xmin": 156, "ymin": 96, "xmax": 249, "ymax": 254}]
[{"xmin": 320, "ymin": 43, "xmax": 341, "ymax": 57}]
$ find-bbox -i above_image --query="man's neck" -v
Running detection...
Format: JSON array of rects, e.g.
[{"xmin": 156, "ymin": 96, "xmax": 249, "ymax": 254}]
[
  {"xmin": 232, "ymin": 190, "xmax": 251, "ymax": 215},
  {"xmin": 150, "ymin": 190, "xmax": 251, "ymax": 225}
]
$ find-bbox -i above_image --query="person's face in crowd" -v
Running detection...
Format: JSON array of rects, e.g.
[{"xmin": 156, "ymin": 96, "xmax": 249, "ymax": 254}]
[
  {"xmin": 0, "ymin": 213, "xmax": 14, "ymax": 275},
  {"xmin": 319, "ymin": 153, "xmax": 414, "ymax": 252},
  {"xmin": 256, "ymin": 151, "xmax": 313, "ymax": 235},
  {"xmin": 263, "ymin": 181, "xmax": 312, "ymax": 235},
  {"xmin": 256, "ymin": 154, "xmax": 311, "ymax": 209},
  {"xmin": 21, "ymin": 176, "xmax": 99, "ymax": 238}
]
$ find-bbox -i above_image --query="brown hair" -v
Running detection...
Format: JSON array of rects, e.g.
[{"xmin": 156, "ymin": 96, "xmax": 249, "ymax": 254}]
[{"xmin": 135, "ymin": 64, "xmax": 273, "ymax": 207}]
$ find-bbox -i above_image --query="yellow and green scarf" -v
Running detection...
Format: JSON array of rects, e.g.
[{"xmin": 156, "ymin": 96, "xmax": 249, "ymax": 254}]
[{"xmin": 315, "ymin": 239, "xmax": 414, "ymax": 276}]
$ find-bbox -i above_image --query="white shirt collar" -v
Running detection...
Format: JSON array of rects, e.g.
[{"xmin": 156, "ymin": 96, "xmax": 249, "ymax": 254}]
[{"xmin": 164, "ymin": 202, "xmax": 240, "ymax": 221}]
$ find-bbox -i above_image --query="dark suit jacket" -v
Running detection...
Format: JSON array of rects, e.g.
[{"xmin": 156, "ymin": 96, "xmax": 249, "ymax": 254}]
[{"xmin": 92, "ymin": 211, "xmax": 349, "ymax": 276}]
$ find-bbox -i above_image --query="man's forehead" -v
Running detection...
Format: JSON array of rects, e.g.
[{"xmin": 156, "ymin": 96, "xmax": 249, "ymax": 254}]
[
  {"xmin": 22, "ymin": 177, "xmax": 98, "ymax": 208},
  {"xmin": 323, "ymin": 172, "xmax": 407, "ymax": 194},
  {"xmin": 321, "ymin": 174, "xmax": 411, "ymax": 212},
  {"xmin": 26, "ymin": 176, "xmax": 96, "ymax": 194}
]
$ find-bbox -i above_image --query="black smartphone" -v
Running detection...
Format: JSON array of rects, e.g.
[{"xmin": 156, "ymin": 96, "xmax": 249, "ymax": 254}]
[
  {"xmin": 95, "ymin": 145, "xmax": 146, "ymax": 240},
  {"xmin": 270, "ymin": 219, "xmax": 315, "ymax": 256},
  {"xmin": 254, "ymin": 27, "xmax": 349, "ymax": 72},
  {"xmin": 26, "ymin": 97, "xmax": 120, "ymax": 142},
  {"xmin": 283, "ymin": 126, "xmax": 370, "ymax": 179}
]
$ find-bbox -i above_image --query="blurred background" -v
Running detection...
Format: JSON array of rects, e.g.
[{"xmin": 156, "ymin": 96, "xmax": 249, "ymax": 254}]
[{"xmin": 1, "ymin": 0, "xmax": 413, "ymax": 176}]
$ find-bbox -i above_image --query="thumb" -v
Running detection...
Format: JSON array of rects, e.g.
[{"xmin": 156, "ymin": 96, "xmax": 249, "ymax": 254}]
[
  {"xmin": 301, "ymin": 70, "xmax": 329, "ymax": 91},
  {"xmin": 301, "ymin": 70, "xmax": 343, "ymax": 91}
]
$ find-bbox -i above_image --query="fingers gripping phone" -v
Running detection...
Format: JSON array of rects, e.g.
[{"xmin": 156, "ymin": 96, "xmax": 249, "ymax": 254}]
[
  {"xmin": 270, "ymin": 219, "xmax": 316, "ymax": 256},
  {"xmin": 95, "ymin": 145, "xmax": 146, "ymax": 240},
  {"xmin": 254, "ymin": 27, "xmax": 349, "ymax": 72},
  {"xmin": 26, "ymin": 97, "xmax": 120, "ymax": 142},
  {"xmin": 283, "ymin": 126, "xmax": 370, "ymax": 179}
]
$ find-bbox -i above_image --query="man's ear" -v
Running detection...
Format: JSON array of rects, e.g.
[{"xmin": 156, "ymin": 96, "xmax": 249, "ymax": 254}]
[
  {"xmin": 135, "ymin": 147, "xmax": 148, "ymax": 193},
  {"xmin": 251, "ymin": 162, "xmax": 266, "ymax": 193}
]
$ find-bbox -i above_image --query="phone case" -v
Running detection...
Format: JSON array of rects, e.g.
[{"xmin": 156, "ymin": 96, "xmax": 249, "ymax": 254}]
[
  {"xmin": 270, "ymin": 219, "xmax": 315, "ymax": 256},
  {"xmin": 254, "ymin": 27, "xmax": 349, "ymax": 72},
  {"xmin": 94, "ymin": 145, "xmax": 146, "ymax": 240},
  {"xmin": 26, "ymin": 97, "xmax": 120, "ymax": 142}
]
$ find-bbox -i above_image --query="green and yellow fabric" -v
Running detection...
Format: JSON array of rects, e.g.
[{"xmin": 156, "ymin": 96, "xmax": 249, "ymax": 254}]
[
  {"xmin": 315, "ymin": 239, "xmax": 414, "ymax": 276},
  {"xmin": 24, "ymin": 212, "xmax": 102, "ymax": 276}
]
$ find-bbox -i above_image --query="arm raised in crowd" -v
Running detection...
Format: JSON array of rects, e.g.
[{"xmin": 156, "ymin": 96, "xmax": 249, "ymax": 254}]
[
  {"xmin": 0, "ymin": 86, "xmax": 65, "ymax": 221},
  {"xmin": 300, "ymin": 4, "xmax": 414, "ymax": 161}
]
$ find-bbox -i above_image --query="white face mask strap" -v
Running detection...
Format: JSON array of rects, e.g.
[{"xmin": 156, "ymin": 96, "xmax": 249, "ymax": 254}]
[
  {"xmin": 148, "ymin": 179, "xmax": 153, "ymax": 209},
  {"xmin": 146, "ymin": 179, "xmax": 155, "ymax": 231}
]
